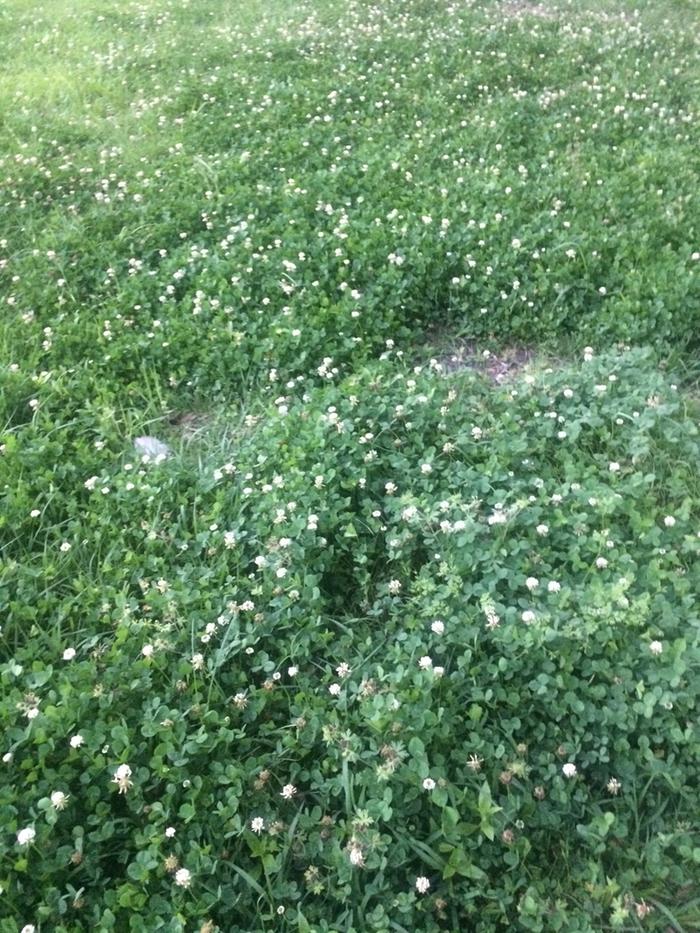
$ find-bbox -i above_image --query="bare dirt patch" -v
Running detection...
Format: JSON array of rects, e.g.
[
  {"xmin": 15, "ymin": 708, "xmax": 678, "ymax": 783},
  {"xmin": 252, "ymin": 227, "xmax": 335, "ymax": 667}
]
[
  {"xmin": 436, "ymin": 339, "xmax": 537, "ymax": 383},
  {"xmin": 167, "ymin": 410, "xmax": 213, "ymax": 440}
]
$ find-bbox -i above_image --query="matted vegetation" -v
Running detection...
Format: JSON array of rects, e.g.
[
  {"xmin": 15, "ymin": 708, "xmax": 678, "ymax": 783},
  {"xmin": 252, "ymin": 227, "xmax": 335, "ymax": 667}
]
[{"xmin": 1, "ymin": 1, "xmax": 698, "ymax": 930}]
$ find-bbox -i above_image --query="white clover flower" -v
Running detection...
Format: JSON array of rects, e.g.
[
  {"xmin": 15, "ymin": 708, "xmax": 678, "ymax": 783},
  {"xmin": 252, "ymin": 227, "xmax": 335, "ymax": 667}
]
[
  {"xmin": 174, "ymin": 868, "xmax": 191, "ymax": 888},
  {"xmin": 70, "ymin": 734, "xmax": 84, "ymax": 749},
  {"xmin": 431, "ymin": 620, "xmax": 445, "ymax": 635},
  {"xmin": 421, "ymin": 463, "xmax": 433, "ymax": 474},
  {"xmin": 20, "ymin": 926, "xmax": 36, "ymax": 933},
  {"xmin": 62, "ymin": 647, "xmax": 76, "ymax": 661},
  {"xmin": 349, "ymin": 845, "xmax": 365, "ymax": 866},
  {"xmin": 387, "ymin": 579, "xmax": 402, "ymax": 594},
  {"xmin": 536, "ymin": 524, "xmax": 549, "ymax": 536},
  {"xmin": 287, "ymin": 666, "xmax": 298, "ymax": 677},
  {"xmin": 418, "ymin": 656, "xmax": 433, "ymax": 670},
  {"xmin": 112, "ymin": 763, "xmax": 133, "ymax": 795},
  {"xmin": 525, "ymin": 577, "xmax": 539, "ymax": 591},
  {"xmin": 415, "ymin": 876, "xmax": 431, "ymax": 894},
  {"xmin": 467, "ymin": 754, "xmax": 484, "ymax": 772},
  {"xmin": 17, "ymin": 826, "xmax": 36, "ymax": 846},
  {"xmin": 328, "ymin": 683, "xmax": 341, "ymax": 696},
  {"xmin": 141, "ymin": 644, "xmax": 154, "ymax": 658},
  {"xmin": 649, "ymin": 640, "xmax": 663, "ymax": 656},
  {"xmin": 280, "ymin": 784, "xmax": 297, "ymax": 800},
  {"xmin": 336, "ymin": 662, "xmax": 351, "ymax": 678},
  {"xmin": 609, "ymin": 462, "xmax": 620, "ymax": 473},
  {"xmin": 521, "ymin": 610, "xmax": 536, "ymax": 624},
  {"xmin": 50, "ymin": 791, "xmax": 69, "ymax": 810},
  {"xmin": 233, "ymin": 692, "xmax": 248, "ymax": 709},
  {"xmin": 595, "ymin": 557, "xmax": 609, "ymax": 569},
  {"xmin": 250, "ymin": 817, "xmax": 265, "ymax": 834},
  {"xmin": 664, "ymin": 516, "xmax": 676, "ymax": 527},
  {"xmin": 59, "ymin": 541, "xmax": 72, "ymax": 552},
  {"xmin": 547, "ymin": 581, "xmax": 561, "ymax": 593},
  {"xmin": 562, "ymin": 763, "xmax": 577, "ymax": 778},
  {"xmin": 607, "ymin": 777, "xmax": 622, "ymax": 795},
  {"xmin": 422, "ymin": 777, "xmax": 436, "ymax": 791},
  {"xmin": 191, "ymin": 653, "xmax": 205, "ymax": 671},
  {"xmin": 165, "ymin": 826, "xmax": 176, "ymax": 838}
]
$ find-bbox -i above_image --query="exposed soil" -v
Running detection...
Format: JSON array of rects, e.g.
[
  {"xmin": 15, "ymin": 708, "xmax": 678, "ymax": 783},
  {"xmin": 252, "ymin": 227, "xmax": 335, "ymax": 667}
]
[
  {"xmin": 436, "ymin": 339, "xmax": 537, "ymax": 382},
  {"xmin": 167, "ymin": 410, "xmax": 213, "ymax": 439}
]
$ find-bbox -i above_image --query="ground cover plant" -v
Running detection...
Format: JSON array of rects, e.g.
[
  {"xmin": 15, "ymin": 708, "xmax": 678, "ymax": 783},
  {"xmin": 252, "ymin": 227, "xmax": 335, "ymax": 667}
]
[{"xmin": 1, "ymin": 0, "xmax": 699, "ymax": 930}]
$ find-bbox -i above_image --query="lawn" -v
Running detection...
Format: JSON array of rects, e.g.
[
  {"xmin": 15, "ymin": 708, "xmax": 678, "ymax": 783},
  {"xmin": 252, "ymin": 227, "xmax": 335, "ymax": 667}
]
[{"xmin": 0, "ymin": 0, "xmax": 699, "ymax": 930}]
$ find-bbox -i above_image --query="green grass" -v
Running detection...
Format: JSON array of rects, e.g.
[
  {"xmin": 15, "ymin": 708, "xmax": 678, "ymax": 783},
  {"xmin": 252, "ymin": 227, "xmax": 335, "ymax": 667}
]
[{"xmin": 1, "ymin": 1, "xmax": 699, "ymax": 930}]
